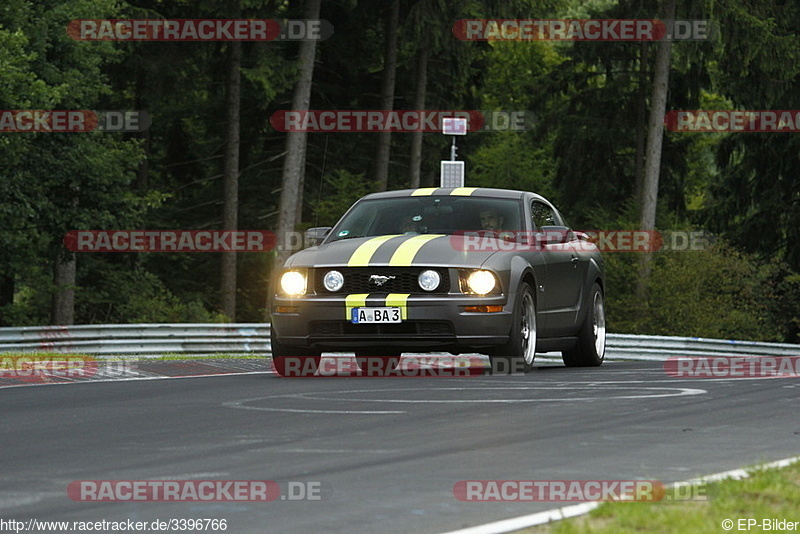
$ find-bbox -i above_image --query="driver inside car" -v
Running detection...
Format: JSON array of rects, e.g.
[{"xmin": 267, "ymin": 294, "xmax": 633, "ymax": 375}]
[
  {"xmin": 478, "ymin": 208, "xmax": 517, "ymax": 242},
  {"xmin": 479, "ymin": 208, "xmax": 504, "ymax": 231}
]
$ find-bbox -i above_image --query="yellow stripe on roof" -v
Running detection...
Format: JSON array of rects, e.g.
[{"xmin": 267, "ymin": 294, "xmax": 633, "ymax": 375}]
[
  {"xmin": 450, "ymin": 187, "xmax": 478, "ymax": 196},
  {"xmin": 385, "ymin": 293, "xmax": 410, "ymax": 320},
  {"xmin": 345, "ymin": 293, "xmax": 369, "ymax": 319},
  {"xmin": 411, "ymin": 188, "xmax": 437, "ymax": 196},
  {"xmin": 348, "ymin": 235, "xmax": 400, "ymax": 267},
  {"xmin": 389, "ymin": 234, "xmax": 444, "ymax": 266}
]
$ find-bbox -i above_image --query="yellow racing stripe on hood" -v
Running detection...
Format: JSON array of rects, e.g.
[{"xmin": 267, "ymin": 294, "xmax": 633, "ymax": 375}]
[
  {"xmin": 348, "ymin": 235, "xmax": 401, "ymax": 267},
  {"xmin": 389, "ymin": 234, "xmax": 444, "ymax": 266}
]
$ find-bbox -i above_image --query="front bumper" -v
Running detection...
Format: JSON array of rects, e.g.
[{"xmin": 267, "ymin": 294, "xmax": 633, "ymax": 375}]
[{"xmin": 271, "ymin": 292, "xmax": 513, "ymax": 353}]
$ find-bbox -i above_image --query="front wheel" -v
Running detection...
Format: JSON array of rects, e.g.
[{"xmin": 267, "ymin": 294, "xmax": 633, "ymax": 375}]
[
  {"xmin": 270, "ymin": 328, "xmax": 321, "ymax": 377},
  {"xmin": 488, "ymin": 281, "xmax": 537, "ymax": 374},
  {"xmin": 562, "ymin": 283, "xmax": 605, "ymax": 367}
]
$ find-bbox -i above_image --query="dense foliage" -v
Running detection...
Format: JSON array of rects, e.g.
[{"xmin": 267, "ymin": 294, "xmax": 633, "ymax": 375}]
[{"xmin": 1, "ymin": 0, "xmax": 798, "ymax": 342}]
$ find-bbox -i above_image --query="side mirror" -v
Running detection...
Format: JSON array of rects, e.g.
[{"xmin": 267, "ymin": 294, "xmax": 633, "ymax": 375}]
[
  {"xmin": 537, "ymin": 226, "xmax": 572, "ymax": 245},
  {"xmin": 573, "ymin": 231, "xmax": 591, "ymax": 242},
  {"xmin": 304, "ymin": 227, "xmax": 331, "ymax": 248}
]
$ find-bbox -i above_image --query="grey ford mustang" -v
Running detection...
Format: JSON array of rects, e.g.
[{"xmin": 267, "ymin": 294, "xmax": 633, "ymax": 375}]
[{"xmin": 270, "ymin": 187, "xmax": 605, "ymax": 376}]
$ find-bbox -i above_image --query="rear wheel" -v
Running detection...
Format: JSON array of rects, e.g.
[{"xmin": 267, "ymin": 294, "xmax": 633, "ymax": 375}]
[
  {"xmin": 270, "ymin": 328, "xmax": 321, "ymax": 377},
  {"xmin": 562, "ymin": 283, "xmax": 605, "ymax": 367},
  {"xmin": 488, "ymin": 281, "xmax": 537, "ymax": 374},
  {"xmin": 355, "ymin": 351, "xmax": 401, "ymax": 376}
]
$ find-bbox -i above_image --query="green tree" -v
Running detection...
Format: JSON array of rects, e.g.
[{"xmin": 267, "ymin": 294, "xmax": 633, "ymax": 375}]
[{"xmin": 0, "ymin": 0, "xmax": 145, "ymax": 325}]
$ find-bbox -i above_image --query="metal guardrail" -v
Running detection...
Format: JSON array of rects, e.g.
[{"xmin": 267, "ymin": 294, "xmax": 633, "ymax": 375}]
[
  {"xmin": 605, "ymin": 334, "xmax": 800, "ymax": 360},
  {"xmin": 1, "ymin": 324, "xmax": 799, "ymax": 360},
  {"xmin": 0, "ymin": 324, "xmax": 271, "ymax": 356}
]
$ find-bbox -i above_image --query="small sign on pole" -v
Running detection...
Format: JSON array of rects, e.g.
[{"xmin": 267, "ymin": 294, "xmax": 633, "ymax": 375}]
[
  {"xmin": 442, "ymin": 117, "xmax": 468, "ymax": 136},
  {"xmin": 440, "ymin": 161, "xmax": 465, "ymax": 188},
  {"xmin": 441, "ymin": 117, "xmax": 467, "ymax": 187}
]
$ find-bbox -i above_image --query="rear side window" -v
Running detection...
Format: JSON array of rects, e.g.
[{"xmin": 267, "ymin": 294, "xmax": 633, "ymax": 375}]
[{"xmin": 531, "ymin": 200, "xmax": 557, "ymax": 229}]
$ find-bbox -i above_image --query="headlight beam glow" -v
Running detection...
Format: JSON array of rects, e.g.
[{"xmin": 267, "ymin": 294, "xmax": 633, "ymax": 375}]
[
  {"xmin": 466, "ymin": 270, "xmax": 496, "ymax": 295},
  {"xmin": 280, "ymin": 271, "xmax": 307, "ymax": 296}
]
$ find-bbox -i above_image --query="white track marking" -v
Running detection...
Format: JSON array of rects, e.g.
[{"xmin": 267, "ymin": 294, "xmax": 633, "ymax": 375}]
[
  {"xmin": 222, "ymin": 396, "xmax": 405, "ymax": 415},
  {"xmin": 0, "ymin": 371, "xmax": 270, "ymax": 389},
  {"xmin": 440, "ymin": 502, "xmax": 601, "ymax": 534},
  {"xmin": 222, "ymin": 385, "xmax": 706, "ymax": 415},
  {"xmin": 277, "ymin": 386, "xmax": 707, "ymax": 404}
]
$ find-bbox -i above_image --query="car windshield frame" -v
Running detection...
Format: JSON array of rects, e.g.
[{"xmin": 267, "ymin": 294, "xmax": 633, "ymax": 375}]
[{"xmin": 326, "ymin": 196, "xmax": 525, "ymax": 243}]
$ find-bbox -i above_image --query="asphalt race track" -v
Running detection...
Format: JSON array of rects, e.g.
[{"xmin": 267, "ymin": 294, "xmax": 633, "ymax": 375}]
[{"xmin": 2, "ymin": 357, "xmax": 799, "ymax": 533}]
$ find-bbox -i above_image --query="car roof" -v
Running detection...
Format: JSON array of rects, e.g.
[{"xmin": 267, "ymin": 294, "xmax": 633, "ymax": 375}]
[{"xmin": 361, "ymin": 187, "xmax": 549, "ymax": 203}]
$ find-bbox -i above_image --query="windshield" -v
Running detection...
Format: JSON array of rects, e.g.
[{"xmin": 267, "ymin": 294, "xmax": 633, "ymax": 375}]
[{"xmin": 327, "ymin": 196, "xmax": 523, "ymax": 242}]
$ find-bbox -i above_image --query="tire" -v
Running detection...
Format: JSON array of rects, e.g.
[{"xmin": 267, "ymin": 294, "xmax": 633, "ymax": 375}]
[
  {"xmin": 562, "ymin": 283, "xmax": 606, "ymax": 367},
  {"xmin": 488, "ymin": 281, "xmax": 537, "ymax": 374},
  {"xmin": 355, "ymin": 351, "xmax": 401, "ymax": 376},
  {"xmin": 270, "ymin": 328, "xmax": 321, "ymax": 377}
]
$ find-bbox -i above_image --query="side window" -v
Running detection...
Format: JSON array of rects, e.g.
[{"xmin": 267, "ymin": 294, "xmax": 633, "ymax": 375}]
[{"xmin": 531, "ymin": 201, "xmax": 556, "ymax": 230}]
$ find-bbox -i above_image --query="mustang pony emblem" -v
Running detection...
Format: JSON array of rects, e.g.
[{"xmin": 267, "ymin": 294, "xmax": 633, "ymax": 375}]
[{"xmin": 369, "ymin": 274, "xmax": 395, "ymax": 286}]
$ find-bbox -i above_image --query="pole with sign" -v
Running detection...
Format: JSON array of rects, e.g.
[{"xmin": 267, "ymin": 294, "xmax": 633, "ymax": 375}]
[{"xmin": 440, "ymin": 117, "xmax": 467, "ymax": 187}]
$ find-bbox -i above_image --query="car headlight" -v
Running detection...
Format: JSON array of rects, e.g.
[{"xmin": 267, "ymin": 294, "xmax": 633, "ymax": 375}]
[
  {"xmin": 418, "ymin": 269, "xmax": 441, "ymax": 291},
  {"xmin": 323, "ymin": 270, "xmax": 344, "ymax": 292},
  {"xmin": 280, "ymin": 271, "xmax": 306, "ymax": 296},
  {"xmin": 466, "ymin": 270, "xmax": 496, "ymax": 295}
]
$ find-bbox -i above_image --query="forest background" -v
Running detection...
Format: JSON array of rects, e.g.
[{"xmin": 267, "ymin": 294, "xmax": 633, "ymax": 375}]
[{"xmin": 1, "ymin": 0, "xmax": 798, "ymax": 344}]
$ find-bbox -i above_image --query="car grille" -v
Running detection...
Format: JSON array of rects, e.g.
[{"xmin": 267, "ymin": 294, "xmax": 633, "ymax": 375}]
[
  {"xmin": 309, "ymin": 320, "xmax": 455, "ymax": 337},
  {"xmin": 313, "ymin": 267, "xmax": 450, "ymax": 294}
]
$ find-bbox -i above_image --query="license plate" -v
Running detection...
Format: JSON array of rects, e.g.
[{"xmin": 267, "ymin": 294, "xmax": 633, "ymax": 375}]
[{"xmin": 351, "ymin": 307, "xmax": 402, "ymax": 324}]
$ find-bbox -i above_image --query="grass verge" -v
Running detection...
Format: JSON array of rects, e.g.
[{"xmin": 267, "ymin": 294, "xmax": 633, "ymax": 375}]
[{"xmin": 521, "ymin": 460, "xmax": 800, "ymax": 534}]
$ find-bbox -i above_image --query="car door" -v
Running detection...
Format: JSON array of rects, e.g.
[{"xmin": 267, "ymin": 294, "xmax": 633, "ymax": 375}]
[{"xmin": 531, "ymin": 200, "xmax": 583, "ymax": 335}]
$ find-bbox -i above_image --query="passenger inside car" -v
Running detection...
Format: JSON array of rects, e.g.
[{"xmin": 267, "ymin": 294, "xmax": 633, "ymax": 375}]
[{"xmin": 399, "ymin": 215, "xmax": 423, "ymax": 234}]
